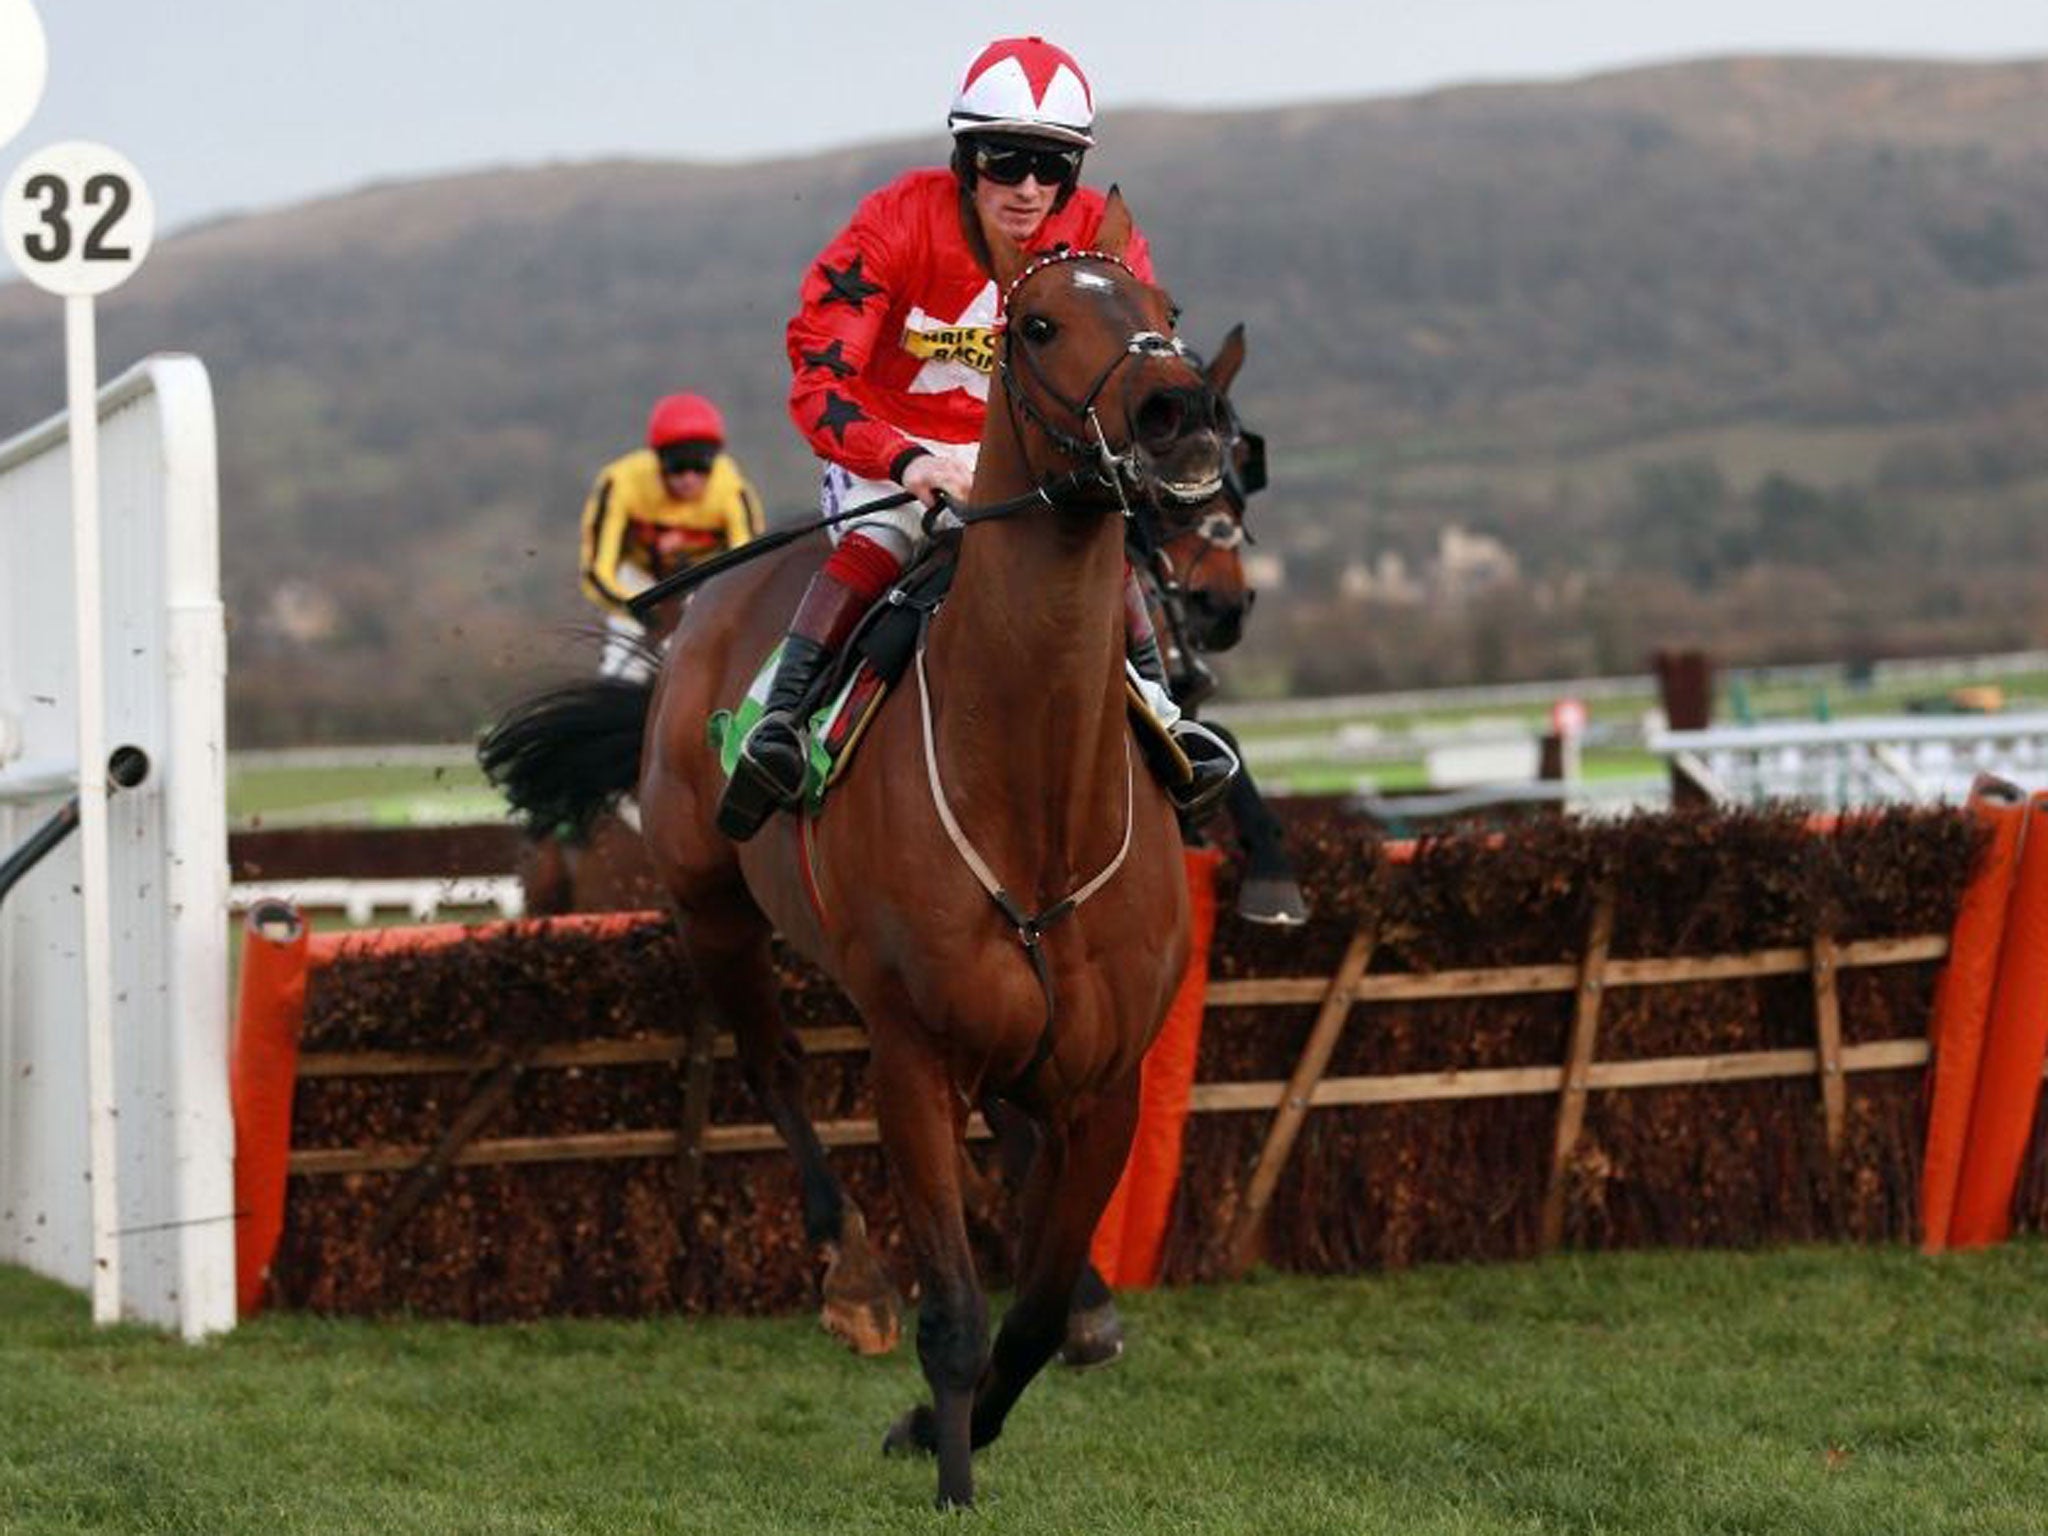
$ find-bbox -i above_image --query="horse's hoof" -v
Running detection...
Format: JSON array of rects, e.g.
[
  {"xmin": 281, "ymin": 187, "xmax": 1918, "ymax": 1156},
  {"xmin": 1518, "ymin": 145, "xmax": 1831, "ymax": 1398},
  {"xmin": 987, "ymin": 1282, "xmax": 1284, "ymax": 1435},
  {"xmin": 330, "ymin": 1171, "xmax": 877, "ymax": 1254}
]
[
  {"xmin": 1237, "ymin": 873, "xmax": 1310, "ymax": 927},
  {"xmin": 819, "ymin": 1211, "xmax": 903, "ymax": 1356},
  {"xmin": 1059, "ymin": 1299, "xmax": 1126, "ymax": 1370},
  {"xmin": 820, "ymin": 1277, "xmax": 901, "ymax": 1357},
  {"xmin": 882, "ymin": 1404, "xmax": 937, "ymax": 1458}
]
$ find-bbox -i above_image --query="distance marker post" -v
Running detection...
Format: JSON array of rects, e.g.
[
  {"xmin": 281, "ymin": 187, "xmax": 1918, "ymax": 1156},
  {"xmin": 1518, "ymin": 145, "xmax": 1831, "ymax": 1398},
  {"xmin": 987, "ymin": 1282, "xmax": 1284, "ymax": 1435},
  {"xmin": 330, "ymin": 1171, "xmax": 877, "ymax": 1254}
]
[{"xmin": 2, "ymin": 132, "xmax": 156, "ymax": 1326}]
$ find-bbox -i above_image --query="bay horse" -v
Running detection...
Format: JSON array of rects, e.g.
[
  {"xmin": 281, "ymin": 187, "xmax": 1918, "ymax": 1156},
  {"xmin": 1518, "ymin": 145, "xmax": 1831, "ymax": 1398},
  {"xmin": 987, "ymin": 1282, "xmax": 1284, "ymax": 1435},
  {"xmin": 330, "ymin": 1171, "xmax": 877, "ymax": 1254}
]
[
  {"xmin": 1131, "ymin": 329, "xmax": 1310, "ymax": 927},
  {"xmin": 1137, "ymin": 322, "xmax": 1258, "ymax": 681},
  {"xmin": 482, "ymin": 192, "xmax": 1225, "ymax": 1507}
]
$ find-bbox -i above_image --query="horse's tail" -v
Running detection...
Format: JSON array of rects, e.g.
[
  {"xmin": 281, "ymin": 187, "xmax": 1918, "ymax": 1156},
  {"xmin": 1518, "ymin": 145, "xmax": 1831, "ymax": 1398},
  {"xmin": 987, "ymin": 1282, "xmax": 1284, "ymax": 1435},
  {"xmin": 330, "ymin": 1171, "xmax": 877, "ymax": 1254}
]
[{"xmin": 478, "ymin": 671, "xmax": 653, "ymax": 840}]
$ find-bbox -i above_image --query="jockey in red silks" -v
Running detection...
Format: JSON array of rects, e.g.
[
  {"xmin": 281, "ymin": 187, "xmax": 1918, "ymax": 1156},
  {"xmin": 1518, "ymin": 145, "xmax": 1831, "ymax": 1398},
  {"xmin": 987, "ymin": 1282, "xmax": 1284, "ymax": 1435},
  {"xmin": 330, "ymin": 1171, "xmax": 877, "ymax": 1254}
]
[{"xmin": 719, "ymin": 35, "xmax": 1239, "ymax": 840}]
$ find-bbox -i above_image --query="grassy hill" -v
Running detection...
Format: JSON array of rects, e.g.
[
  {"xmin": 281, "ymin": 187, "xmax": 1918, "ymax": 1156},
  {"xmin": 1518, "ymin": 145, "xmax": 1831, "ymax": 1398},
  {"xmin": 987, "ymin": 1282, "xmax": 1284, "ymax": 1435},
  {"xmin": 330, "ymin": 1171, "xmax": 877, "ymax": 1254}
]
[{"xmin": 4, "ymin": 55, "xmax": 2047, "ymax": 741}]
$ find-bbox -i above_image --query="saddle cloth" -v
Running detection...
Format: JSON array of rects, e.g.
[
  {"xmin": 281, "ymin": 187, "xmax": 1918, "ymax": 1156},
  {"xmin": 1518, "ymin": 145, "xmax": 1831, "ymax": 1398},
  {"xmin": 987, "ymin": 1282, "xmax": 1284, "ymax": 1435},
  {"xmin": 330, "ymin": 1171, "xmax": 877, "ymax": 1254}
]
[
  {"xmin": 704, "ymin": 553, "xmax": 950, "ymax": 810},
  {"xmin": 706, "ymin": 645, "xmax": 891, "ymax": 811}
]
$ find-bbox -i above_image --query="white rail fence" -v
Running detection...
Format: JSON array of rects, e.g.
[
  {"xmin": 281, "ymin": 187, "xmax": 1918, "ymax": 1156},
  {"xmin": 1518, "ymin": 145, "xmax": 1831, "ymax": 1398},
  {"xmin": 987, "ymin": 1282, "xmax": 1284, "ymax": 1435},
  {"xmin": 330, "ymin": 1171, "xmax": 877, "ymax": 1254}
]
[
  {"xmin": 229, "ymin": 876, "xmax": 525, "ymax": 925},
  {"xmin": 1651, "ymin": 713, "xmax": 2048, "ymax": 809},
  {"xmin": 0, "ymin": 355, "xmax": 233, "ymax": 1338}
]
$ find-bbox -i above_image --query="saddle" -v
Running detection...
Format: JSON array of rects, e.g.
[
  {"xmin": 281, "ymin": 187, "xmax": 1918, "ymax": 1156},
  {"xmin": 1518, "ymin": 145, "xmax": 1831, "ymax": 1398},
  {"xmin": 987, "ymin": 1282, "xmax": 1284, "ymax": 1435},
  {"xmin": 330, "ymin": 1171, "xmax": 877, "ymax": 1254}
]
[{"xmin": 707, "ymin": 550, "xmax": 957, "ymax": 810}]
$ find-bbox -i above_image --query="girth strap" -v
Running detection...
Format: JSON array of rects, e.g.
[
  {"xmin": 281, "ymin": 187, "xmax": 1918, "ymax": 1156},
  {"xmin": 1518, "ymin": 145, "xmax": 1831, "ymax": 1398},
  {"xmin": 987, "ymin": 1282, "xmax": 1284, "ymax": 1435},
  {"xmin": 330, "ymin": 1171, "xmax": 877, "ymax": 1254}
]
[{"xmin": 914, "ymin": 625, "xmax": 1135, "ymax": 1093}]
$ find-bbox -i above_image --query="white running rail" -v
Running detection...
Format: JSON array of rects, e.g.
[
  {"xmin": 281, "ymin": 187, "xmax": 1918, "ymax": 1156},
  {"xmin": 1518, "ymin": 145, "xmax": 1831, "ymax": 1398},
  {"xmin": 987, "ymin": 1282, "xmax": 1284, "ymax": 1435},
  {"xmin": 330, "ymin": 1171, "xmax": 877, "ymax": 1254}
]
[
  {"xmin": 1651, "ymin": 712, "xmax": 2048, "ymax": 808},
  {"xmin": 228, "ymin": 876, "xmax": 526, "ymax": 925}
]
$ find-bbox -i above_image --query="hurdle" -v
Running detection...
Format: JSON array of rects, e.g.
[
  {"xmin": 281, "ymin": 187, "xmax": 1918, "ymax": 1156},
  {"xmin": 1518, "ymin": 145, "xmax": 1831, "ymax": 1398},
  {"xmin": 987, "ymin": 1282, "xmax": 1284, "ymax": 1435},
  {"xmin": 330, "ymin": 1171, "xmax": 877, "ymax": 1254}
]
[{"xmin": 0, "ymin": 354, "xmax": 233, "ymax": 1338}]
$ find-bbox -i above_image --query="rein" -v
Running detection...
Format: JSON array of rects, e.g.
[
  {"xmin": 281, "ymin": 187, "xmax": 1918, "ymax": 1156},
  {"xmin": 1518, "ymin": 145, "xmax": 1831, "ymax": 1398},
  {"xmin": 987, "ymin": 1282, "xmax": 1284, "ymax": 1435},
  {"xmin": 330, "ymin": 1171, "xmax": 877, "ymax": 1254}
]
[
  {"xmin": 627, "ymin": 471, "xmax": 1110, "ymax": 623},
  {"xmin": 625, "ymin": 489, "xmax": 916, "ymax": 622}
]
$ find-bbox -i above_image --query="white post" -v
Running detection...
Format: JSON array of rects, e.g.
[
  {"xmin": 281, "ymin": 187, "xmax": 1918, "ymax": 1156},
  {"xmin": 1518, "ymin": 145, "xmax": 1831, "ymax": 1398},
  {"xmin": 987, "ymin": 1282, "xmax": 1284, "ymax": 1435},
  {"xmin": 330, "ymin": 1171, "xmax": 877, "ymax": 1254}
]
[
  {"xmin": 4, "ymin": 140, "xmax": 156, "ymax": 1328},
  {"xmin": 63, "ymin": 291, "xmax": 121, "ymax": 1323}
]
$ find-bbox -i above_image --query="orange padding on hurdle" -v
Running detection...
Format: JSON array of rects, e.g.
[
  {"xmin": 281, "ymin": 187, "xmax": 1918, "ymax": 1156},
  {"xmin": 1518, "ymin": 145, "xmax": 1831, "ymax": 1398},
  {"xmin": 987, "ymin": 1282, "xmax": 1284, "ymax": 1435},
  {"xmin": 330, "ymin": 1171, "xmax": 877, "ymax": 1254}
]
[
  {"xmin": 1091, "ymin": 846, "xmax": 1224, "ymax": 1290},
  {"xmin": 1945, "ymin": 789, "xmax": 2048, "ymax": 1250},
  {"xmin": 231, "ymin": 908, "xmax": 312, "ymax": 1316},
  {"xmin": 1919, "ymin": 778, "xmax": 2030, "ymax": 1252},
  {"xmin": 231, "ymin": 907, "xmax": 667, "ymax": 1314}
]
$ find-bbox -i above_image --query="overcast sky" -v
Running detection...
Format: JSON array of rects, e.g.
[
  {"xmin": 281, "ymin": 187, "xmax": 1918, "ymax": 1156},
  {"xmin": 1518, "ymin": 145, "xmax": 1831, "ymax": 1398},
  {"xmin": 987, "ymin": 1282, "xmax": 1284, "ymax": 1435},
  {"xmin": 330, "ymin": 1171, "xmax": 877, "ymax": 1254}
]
[{"xmin": 8, "ymin": 1, "xmax": 2048, "ymax": 234}]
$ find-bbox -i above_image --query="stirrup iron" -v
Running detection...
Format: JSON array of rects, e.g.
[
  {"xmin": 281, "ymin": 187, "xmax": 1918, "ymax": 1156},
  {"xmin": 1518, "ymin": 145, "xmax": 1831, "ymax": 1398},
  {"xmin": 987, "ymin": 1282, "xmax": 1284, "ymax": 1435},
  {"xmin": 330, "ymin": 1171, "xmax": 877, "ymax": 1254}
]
[{"xmin": 717, "ymin": 711, "xmax": 807, "ymax": 840}]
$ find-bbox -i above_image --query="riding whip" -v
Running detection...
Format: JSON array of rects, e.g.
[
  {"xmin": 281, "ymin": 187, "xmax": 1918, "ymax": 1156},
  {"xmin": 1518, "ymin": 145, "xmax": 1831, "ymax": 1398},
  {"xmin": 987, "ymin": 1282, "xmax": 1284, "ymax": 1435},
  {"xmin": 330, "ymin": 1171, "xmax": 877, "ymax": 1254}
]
[{"xmin": 625, "ymin": 489, "xmax": 917, "ymax": 622}]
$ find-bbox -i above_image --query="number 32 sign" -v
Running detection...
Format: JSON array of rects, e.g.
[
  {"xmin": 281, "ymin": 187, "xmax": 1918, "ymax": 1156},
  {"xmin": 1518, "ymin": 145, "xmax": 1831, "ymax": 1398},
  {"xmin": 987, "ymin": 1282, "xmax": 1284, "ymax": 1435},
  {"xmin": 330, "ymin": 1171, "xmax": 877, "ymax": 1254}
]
[{"xmin": 3, "ymin": 141, "xmax": 154, "ymax": 296}]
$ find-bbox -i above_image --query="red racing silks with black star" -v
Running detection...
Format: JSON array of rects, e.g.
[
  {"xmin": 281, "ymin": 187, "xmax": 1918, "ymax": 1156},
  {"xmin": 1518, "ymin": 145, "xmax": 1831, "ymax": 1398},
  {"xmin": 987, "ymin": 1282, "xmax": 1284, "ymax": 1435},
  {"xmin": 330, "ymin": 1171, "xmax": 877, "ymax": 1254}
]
[{"xmin": 785, "ymin": 167, "xmax": 1154, "ymax": 483}]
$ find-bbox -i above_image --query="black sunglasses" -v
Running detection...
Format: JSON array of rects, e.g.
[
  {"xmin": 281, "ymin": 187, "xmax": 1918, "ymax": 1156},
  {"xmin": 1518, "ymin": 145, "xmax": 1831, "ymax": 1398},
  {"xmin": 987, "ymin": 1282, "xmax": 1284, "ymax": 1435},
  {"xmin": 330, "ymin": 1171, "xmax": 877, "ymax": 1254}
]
[
  {"xmin": 973, "ymin": 141, "xmax": 1083, "ymax": 188},
  {"xmin": 657, "ymin": 443, "xmax": 717, "ymax": 476}
]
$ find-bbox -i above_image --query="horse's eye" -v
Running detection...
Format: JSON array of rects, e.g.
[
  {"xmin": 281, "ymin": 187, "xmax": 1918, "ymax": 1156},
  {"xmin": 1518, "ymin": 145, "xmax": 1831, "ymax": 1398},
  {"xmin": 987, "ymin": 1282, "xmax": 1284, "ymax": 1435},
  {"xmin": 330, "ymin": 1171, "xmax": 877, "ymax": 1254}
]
[
  {"xmin": 1019, "ymin": 313, "xmax": 1058, "ymax": 345},
  {"xmin": 1167, "ymin": 305, "xmax": 1183, "ymax": 328}
]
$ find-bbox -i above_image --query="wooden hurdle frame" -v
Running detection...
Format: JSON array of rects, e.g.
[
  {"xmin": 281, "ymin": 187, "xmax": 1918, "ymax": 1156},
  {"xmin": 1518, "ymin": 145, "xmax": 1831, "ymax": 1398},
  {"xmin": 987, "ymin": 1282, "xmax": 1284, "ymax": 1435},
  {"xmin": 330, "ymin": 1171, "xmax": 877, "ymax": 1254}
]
[{"xmin": 278, "ymin": 914, "xmax": 1948, "ymax": 1269}]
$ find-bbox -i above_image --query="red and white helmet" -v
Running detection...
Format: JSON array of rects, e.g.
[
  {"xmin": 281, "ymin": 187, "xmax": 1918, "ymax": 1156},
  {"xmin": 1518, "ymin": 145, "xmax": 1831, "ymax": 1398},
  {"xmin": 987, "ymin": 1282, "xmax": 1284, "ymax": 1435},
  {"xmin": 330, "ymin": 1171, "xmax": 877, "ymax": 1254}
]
[
  {"xmin": 645, "ymin": 392, "xmax": 725, "ymax": 449},
  {"xmin": 947, "ymin": 36, "xmax": 1095, "ymax": 148}
]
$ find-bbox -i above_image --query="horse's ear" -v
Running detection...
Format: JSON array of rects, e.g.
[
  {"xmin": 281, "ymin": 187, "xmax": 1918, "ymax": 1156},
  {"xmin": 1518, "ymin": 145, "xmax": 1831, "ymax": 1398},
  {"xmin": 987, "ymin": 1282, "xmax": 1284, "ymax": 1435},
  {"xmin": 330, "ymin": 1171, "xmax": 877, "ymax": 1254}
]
[
  {"xmin": 1206, "ymin": 324, "xmax": 1247, "ymax": 396},
  {"xmin": 1094, "ymin": 185, "xmax": 1132, "ymax": 258}
]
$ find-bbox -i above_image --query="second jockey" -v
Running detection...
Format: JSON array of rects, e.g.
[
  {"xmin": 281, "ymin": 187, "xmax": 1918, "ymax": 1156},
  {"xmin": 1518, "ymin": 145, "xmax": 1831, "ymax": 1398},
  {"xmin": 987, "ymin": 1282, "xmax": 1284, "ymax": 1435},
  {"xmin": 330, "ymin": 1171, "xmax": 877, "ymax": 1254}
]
[
  {"xmin": 580, "ymin": 391, "xmax": 764, "ymax": 681},
  {"xmin": 717, "ymin": 35, "xmax": 1239, "ymax": 841}
]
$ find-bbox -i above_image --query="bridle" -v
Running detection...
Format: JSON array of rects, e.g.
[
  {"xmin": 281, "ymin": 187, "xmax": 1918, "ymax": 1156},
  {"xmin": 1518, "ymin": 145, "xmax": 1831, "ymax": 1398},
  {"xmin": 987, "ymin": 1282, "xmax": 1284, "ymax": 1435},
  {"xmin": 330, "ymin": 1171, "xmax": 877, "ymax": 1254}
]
[
  {"xmin": 991, "ymin": 247, "xmax": 1222, "ymax": 516},
  {"xmin": 1150, "ymin": 507, "xmax": 1245, "ymax": 596},
  {"xmin": 1128, "ymin": 388, "xmax": 1261, "ymax": 659}
]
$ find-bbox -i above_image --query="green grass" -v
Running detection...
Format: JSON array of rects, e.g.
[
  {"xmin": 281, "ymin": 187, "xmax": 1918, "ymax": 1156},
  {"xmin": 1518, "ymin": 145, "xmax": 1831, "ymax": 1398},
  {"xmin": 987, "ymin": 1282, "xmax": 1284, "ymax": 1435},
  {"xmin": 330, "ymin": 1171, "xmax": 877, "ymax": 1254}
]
[
  {"xmin": 1250, "ymin": 749, "xmax": 1666, "ymax": 796},
  {"xmin": 1737, "ymin": 670, "xmax": 2048, "ymax": 723},
  {"xmin": 226, "ymin": 763, "xmax": 496, "ymax": 825},
  {"xmin": 6, "ymin": 1244, "xmax": 2048, "ymax": 1533}
]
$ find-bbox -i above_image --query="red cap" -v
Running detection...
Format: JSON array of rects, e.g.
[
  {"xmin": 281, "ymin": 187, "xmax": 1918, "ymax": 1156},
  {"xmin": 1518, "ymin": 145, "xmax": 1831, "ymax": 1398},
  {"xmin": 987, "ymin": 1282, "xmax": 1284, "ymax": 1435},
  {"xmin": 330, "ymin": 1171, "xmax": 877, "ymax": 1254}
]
[
  {"xmin": 949, "ymin": 36, "xmax": 1095, "ymax": 147},
  {"xmin": 646, "ymin": 392, "xmax": 726, "ymax": 449}
]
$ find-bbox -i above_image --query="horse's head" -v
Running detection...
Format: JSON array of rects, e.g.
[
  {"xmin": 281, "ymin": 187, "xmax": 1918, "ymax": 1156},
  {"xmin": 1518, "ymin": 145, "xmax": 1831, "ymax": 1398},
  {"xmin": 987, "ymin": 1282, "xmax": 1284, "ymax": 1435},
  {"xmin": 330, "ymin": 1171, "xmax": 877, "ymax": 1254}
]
[
  {"xmin": 1139, "ymin": 324, "xmax": 1264, "ymax": 653},
  {"xmin": 992, "ymin": 190, "xmax": 1229, "ymax": 516}
]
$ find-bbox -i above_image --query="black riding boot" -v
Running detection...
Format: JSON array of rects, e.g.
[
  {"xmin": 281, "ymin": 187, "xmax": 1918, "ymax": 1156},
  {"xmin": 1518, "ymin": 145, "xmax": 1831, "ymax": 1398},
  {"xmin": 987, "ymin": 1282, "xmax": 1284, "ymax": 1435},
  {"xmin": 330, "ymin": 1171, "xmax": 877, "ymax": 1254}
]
[
  {"xmin": 716, "ymin": 570, "xmax": 874, "ymax": 841},
  {"xmin": 1124, "ymin": 569, "xmax": 1239, "ymax": 820}
]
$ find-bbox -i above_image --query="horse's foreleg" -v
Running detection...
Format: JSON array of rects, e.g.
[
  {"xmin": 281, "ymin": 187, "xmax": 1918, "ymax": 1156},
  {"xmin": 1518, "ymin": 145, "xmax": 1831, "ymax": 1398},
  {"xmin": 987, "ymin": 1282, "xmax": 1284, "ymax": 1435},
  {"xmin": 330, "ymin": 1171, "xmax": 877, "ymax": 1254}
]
[
  {"xmin": 678, "ymin": 907, "xmax": 901, "ymax": 1355},
  {"xmin": 980, "ymin": 1094, "xmax": 1125, "ymax": 1367},
  {"xmin": 1212, "ymin": 725, "xmax": 1310, "ymax": 925},
  {"xmin": 970, "ymin": 1074, "xmax": 1141, "ymax": 1451},
  {"xmin": 873, "ymin": 1030, "xmax": 987, "ymax": 1510},
  {"xmin": 1061, "ymin": 1260, "xmax": 1125, "ymax": 1369}
]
